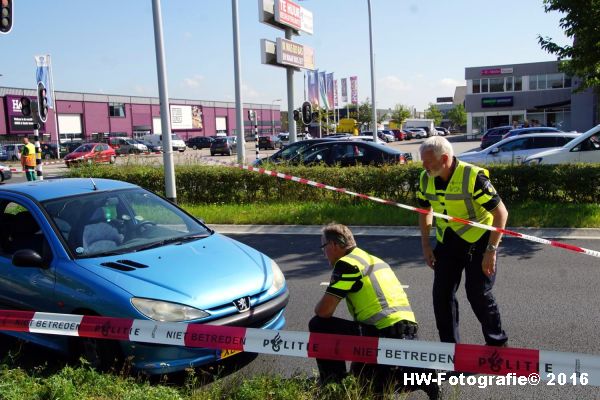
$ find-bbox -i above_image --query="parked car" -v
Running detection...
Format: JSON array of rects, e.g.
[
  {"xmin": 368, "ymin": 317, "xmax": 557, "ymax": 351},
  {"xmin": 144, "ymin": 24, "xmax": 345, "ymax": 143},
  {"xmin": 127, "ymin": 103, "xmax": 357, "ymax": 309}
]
[
  {"xmin": 141, "ymin": 134, "xmax": 187, "ymax": 152},
  {"xmin": 458, "ymin": 133, "xmax": 580, "ymax": 165},
  {"xmin": 253, "ymin": 138, "xmax": 336, "ymax": 166},
  {"xmin": 435, "ymin": 127, "xmax": 450, "ymax": 136},
  {"xmin": 354, "ymin": 133, "xmax": 387, "ymax": 145},
  {"xmin": 186, "ymin": 136, "xmax": 213, "ymax": 150},
  {"xmin": 64, "ymin": 143, "xmax": 117, "ymax": 167},
  {"xmin": 0, "ymin": 178, "xmax": 288, "ymax": 374},
  {"xmin": 258, "ymin": 135, "xmax": 283, "ymax": 150},
  {"xmin": 0, "ymin": 163, "xmax": 12, "ymax": 182},
  {"xmin": 277, "ymin": 132, "xmax": 289, "ymax": 142},
  {"xmin": 41, "ymin": 143, "xmax": 59, "ymax": 160},
  {"xmin": 524, "ymin": 124, "xmax": 600, "ymax": 165},
  {"xmin": 390, "ymin": 129, "xmax": 406, "ymax": 141},
  {"xmin": 0, "ymin": 146, "xmax": 8, "ymax": 162},
  {"xmin": 502, "ymin": 126, "xmax": 564, "ymax": 140},
  {"xmin": 4, "ymin": 144, "xmax": 23, "ymax": 161},
  {"xmin": 480, "ymin": 126, "xmax": 513, "ymax": 149},
  {"xmin": 210, "ymin": 136, "xmax": 237, "ymax": 156},
  {"xmin": 361, "ymin": 131, "xmax": 394, "ymax": 143},
  {"xmin": 139, "ymin": 139, "xmax": 162, "ymax": 153},
  {"xmin": 108, "ymin": 138, "xmax": 148, "ymax": 155},
  {"xmin": 405, "ymin": 128, "xmax": 428, "ymax": 139},
  {"xmin": 288, "ymin": 140, "xmax": 410, "ymax": 166}
]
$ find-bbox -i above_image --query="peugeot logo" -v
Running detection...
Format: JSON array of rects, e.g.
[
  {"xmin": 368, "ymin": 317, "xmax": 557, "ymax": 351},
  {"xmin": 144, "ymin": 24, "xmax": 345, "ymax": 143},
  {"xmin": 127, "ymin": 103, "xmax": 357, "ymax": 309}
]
[{"xmin": 233, "ymin": 296, "xmax": 251, "ymax": 313}]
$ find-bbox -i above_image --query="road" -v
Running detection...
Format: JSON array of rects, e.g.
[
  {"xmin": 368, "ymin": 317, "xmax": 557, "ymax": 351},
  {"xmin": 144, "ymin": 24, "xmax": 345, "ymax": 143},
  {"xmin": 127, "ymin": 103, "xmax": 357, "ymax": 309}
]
[{"xmin": 225, "ymin": 233, "xmax": 600, "ymax": 399}]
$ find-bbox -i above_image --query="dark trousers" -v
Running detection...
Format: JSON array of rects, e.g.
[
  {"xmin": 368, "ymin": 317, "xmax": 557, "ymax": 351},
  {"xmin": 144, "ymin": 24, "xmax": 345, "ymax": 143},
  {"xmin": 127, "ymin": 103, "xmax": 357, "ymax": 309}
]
[
  {"xmin": 432, "ymin": 230, "xmax": 508, "ymax": 346},
  {"xmin": 308, "ymin": 316, "xmax": 425, "ymax": 390}
]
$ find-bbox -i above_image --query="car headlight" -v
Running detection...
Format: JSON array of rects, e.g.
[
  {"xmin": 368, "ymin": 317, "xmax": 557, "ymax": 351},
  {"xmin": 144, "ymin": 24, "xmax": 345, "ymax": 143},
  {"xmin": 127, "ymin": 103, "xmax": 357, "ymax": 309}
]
[
  {"xmin": 131, "ymin": 298, "xmax": 209, "ymax": 322},
  {"xmin": 266, "ymin": 259, "xmax": 286, "ymax": 296},
  {"xmin": 524, "ymin": 158, "xmax": 541, "ymax": 165}
]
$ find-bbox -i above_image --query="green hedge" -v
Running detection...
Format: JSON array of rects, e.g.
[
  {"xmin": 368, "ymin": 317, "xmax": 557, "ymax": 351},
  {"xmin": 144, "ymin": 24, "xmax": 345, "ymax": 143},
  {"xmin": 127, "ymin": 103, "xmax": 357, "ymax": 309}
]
[{"xmin": 66, "ymin": 163, "xmax": 600, "ymax": 205}]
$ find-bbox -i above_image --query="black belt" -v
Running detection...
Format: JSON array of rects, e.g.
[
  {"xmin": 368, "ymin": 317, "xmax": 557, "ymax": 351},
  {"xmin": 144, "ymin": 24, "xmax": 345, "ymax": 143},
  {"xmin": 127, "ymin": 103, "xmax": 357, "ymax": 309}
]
[{"xmin": 379, "ymin": 320, "xmax": 418, "ymax": 339}]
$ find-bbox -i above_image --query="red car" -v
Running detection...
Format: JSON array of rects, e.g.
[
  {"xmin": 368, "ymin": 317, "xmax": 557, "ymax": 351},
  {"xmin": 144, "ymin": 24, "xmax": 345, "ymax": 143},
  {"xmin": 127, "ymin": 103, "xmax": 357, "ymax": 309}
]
[
  {"xmin": 64, "ymin": 143, "xmax": 116, "ymax": 167},
  {"xmin": 390, "ymin": 129, "xmax": 406, "ymax": 141}
]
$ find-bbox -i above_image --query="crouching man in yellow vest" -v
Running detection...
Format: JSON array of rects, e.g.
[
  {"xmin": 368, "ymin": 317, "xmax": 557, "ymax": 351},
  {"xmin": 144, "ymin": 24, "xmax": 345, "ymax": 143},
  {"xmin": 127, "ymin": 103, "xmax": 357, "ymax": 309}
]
[
  {"xmin": 21, "ymin": 136, "xmax": 37, "ymax": 181},
  {"xmin": 309, "ymin": 223, "xmax": 440, "ymax": 399}
]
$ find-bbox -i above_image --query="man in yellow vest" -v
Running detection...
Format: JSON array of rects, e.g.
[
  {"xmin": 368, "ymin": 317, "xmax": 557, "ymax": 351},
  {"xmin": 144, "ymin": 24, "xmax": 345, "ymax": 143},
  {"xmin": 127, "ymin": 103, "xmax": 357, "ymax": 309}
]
[
  {"xmin": 417, "ymin": 136, "xmax": 508, "ymax": 347},
  {"xmin": 309, "ymin": 223, "xmax": 439, "ymax": 399},
  {"xmin": 20, "ymin": 136, "xmax": 37, "ymax": 181}
]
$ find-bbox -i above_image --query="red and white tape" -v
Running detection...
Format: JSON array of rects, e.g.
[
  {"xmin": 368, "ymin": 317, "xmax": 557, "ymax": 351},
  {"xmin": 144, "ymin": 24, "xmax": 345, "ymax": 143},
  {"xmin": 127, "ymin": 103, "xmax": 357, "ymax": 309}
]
[
  {"xmin": 200, "ymin": 157, "xmax": 600, "ymax": 259},
  {"xmin": 1, "ymin": 309, "xmax": 598, "ymax": 385}
]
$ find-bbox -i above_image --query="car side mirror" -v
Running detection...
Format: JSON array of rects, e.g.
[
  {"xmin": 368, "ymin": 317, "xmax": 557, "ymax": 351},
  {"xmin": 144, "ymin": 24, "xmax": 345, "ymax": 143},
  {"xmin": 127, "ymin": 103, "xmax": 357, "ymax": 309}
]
[
  {"xmin": 490, "ymin": 147, "xmax": 500, "ymax": 154},
  {"xmin": 12, "ymin": 249, "xmax": 49, "ymax": 269},
  {"xmin": 316, "ymin": 154, "xmax": 323, "ymax": 161}
]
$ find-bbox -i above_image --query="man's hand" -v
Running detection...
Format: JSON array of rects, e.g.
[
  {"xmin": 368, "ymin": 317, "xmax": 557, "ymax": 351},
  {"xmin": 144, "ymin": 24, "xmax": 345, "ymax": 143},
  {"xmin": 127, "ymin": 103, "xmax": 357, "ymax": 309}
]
[
  {"xmin": 422, "ymin": 242, "xmax": 436, "ymax": 269},
  {"xmin": 314, "ymin": 293, "xmax": 341, "ymax": 318},
  {"xmin": 482, "ymin": 251, "xmax": 496, "ymax": 277}
]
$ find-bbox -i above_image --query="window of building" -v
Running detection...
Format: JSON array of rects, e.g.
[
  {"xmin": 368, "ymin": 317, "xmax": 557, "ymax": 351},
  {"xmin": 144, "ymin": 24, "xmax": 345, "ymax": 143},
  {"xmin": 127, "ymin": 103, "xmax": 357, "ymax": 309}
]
[
  {"xmin": 489, "ymin": 78, "xmax": 504, "ymax": 93},
  {"xmin": 473, "ymin": 79, "xmax": 481, "ymax": 94},
  {"xmin": 481, "ymin": 79, "xmax": 489, "ymax": 93},
  {"xmin": 529, "ymin": 73, "xmax": 570, "ymax": 90},
  {"xmin": 506, "ymin": 77, "xmax": 513, "ymax": 92},
  {"xmin": 514, "ymin": 77, "xmax": 522, "ymax": 91},
  {"xmin": 547, "ymin": 73, "xmax": 564, "ymax": 89},
  {"xmin": 109, "ymin": 103, "xmax": 126, "ymax": 117}
]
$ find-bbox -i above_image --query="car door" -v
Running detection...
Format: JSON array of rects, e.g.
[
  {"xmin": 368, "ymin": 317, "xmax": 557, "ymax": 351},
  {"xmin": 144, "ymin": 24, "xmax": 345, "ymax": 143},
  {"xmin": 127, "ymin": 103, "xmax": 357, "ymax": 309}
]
[
  {"xmin": 0, "ymin": 199, "xmax": 56, "ymax": 312},
  {"xmin": 573, "ymin": 131, "xmax": 600, "ymax": 163},
  {"xmin": 492, "ymin": 138, "xmax": 529, "ymax": 164}
]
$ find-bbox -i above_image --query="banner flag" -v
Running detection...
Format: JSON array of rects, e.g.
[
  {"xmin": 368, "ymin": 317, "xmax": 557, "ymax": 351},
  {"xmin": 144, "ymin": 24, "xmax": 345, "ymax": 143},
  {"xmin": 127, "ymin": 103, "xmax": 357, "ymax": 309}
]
[
  {"xmin": 341, "ymin": 78, "xmax": 348, "ymax": 103},
  {"xmin": 34, "ymin": 55, "xmax": 54, "ymax": 109},
  {"xmin": 326, "ymin": 73, "xmax": 334, "ymax": 109},
  {"xmin": 319, "ymin": 71, "xmax": 329, "ymax": 109},
  {"xmin": 350, "ymin": 76, "xmax": 358, "ymax": 105},
  {"xmin": 333, "ymin": 79, "xmax": 338, "ymax": 107},
  {"xmin": 307, "ymin": 69, "xmax": 319, "ymax": 107}
]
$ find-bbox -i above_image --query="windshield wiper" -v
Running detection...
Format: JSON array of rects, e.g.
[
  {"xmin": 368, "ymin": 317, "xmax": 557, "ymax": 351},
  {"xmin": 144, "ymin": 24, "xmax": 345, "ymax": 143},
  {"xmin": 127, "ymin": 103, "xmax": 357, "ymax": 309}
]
[{"xmin": 133, "ymin": 233, "xmax": 211, "ymax": 252}]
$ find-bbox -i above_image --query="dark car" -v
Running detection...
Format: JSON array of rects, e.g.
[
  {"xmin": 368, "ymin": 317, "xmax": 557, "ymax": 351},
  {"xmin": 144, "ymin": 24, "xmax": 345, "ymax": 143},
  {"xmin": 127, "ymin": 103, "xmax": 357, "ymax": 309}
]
[
  {"xmin": 41, "ymin": 143, "xmax": 60, "ymax": 160},
  {"xmin": 186, "ymin": 136, "xmax": 213, "ymax": 150},
  {"xmin": 0, "ymin": 146, "xmax": 8, "ymax": 162},
  {"xmin": 253, "ymin": 138, "xmax": 336, "ymax": 166},
  {"xmin": 480, "ymin": 126, "xmax": 513, "ymax": 149},
  {"xmin": 502, "ymin": 126, "xmax": 563, "ymax": 140},
  {"xmin": 0, "ymin": 164, "xmax": 11, "ymax": 182},
  {"xmin": 210, "ymin": 136, "xmax": 237, "ymax": 156},
  {"xmin": 258, "ymin": 135, "xmax": 283, "ymax": 150},
  {"xmin": 288, "ymin": 140, "xmax": 410, "ymax": 166}
]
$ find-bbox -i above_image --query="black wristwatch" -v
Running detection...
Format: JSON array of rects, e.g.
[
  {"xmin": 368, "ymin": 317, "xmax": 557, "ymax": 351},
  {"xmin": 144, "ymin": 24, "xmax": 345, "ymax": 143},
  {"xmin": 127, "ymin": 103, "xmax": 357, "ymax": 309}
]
[{"xmin": 485, "ymin": 243, "xmax": 498, "ymax": 252}]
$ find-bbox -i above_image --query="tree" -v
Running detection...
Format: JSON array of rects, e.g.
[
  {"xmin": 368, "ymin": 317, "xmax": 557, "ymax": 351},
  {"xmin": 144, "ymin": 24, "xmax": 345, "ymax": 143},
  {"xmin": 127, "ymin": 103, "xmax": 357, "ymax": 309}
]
[
  {"xmin": 424, "ymin": 103, "xmax": 443, "ymax": 126},
  {"xmin": 538, "ymin": 0, "xmax": 600, "ymax": 91},
  {"xmin": 447, "ymin": 104, "xmax": 467, "ymax": 129},
  {"xmin": 390, "ymin": 104, "xmax": 412, "ymax": 127}
]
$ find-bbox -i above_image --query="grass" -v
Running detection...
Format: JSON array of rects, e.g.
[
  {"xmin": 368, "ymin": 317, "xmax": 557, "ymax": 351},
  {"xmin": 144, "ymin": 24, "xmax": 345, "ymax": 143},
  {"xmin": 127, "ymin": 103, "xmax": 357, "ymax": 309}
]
[{"xmin": 181, "ymin": 201, "xmax": 600, "ymax": 228}]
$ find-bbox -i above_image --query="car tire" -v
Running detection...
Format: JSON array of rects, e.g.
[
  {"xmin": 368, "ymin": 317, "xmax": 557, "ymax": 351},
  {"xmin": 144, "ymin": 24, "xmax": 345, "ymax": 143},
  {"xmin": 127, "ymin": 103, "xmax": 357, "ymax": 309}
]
[
  {"xmin": 70, "ymin": 336, "xmax": 124, "ymax": 372},
  {"xmin": 210, "ymin": 152, "xmax": 215, "ymax": 156},
  {"xmin": 0, "ymin": 172, "xmax": 4, "ymax": 183},
  {"xmin": 110, "ymin": 155, "xmax": 116, "ymax": 164},
  {"xmin": 193, "ymin": 145, "xmax": 198, "ymax": 150}
]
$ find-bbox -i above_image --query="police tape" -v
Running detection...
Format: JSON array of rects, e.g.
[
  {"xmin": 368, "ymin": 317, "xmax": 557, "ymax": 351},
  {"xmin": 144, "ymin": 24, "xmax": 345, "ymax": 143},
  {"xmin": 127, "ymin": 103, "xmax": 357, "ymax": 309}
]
[
  {"xmin": 1, "ymin": 309, "xmax": 599, "ymax": 385},
  {"xmin": 199, "ymin": 157, "xmax": 600, "ymax": 259}
]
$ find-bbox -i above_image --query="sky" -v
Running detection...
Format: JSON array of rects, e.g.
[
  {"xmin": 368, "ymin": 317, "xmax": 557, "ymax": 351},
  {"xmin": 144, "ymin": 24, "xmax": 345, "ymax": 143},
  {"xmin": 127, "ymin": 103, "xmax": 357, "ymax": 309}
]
[{"xmin": 1, "ymin": 0, "xmax": 570, "ymax": 112}]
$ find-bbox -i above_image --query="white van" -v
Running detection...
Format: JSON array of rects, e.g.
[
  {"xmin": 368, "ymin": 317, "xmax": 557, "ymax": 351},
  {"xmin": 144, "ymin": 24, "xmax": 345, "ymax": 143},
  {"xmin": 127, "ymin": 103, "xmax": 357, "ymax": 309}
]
[
  {"xmin": 523, "ymin": 124, "xmax": 599, "ymax": 165},
  {"xmin": 142, "ymin": 133, "xmax": 186, "ymax": 152}
]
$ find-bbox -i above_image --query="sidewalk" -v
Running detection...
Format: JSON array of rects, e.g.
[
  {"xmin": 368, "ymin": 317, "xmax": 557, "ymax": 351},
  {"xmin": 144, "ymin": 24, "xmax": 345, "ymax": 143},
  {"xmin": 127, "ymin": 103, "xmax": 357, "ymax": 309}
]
[{"xmin": 209, "ymin": 224, "xmax": 600, "ymax": 240}]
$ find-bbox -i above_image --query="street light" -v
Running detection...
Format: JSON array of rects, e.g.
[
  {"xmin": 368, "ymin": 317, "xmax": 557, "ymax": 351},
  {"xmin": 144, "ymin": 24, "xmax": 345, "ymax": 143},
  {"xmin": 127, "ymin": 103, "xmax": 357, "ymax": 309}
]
[{"xmin": 271, "ymin": 98, "xmax": 282, "ymax": 135}]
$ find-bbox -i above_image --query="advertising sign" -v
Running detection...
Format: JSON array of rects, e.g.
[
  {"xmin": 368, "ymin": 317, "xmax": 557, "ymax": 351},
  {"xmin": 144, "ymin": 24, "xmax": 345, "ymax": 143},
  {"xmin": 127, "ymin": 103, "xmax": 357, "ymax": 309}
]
[
  {"xmin": 326, "ymin": 73, "xmax": 334, "ymax": 109},
  {"xmin": 481, "ymin": 96, "xmax": 514, "ymax": 108},
  {"xmin": 259, "ymin": 0, "xmax": 313, "ymax": 35},
  {"xmin": 307, "ymin": 70, "xmax": 319, "ymax": 106},
  {"xmin": 276, "ymin": 37, "xmax": 305, "ymax": 68},
  {"xmin": 350, "ymin": 76, "xmax": 358, "ymax": 105},
  {"xmin": 170, "ymin": 104, "xmax": 203, "ymax": 130},
  {"xmin": 4, "ymin": 95, "xmax": 46, "ymax": 133},
  {"xmin": 341, "ymin": 78, "xmax": 348, "ymax": 103},
  {"xmin": 481, "ymin": 67, "xmax": 513, "ymax": 76},
  {"xmin": 275, "ymin": 0, "xmax": 301, "ymax": 31}
]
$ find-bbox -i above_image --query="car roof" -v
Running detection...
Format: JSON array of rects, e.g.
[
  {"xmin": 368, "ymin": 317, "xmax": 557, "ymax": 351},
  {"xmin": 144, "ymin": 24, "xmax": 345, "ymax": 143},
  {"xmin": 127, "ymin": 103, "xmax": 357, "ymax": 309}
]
[
  {"xmin": 488, "ymin": 132, "xmax": 580, "ymax": 147},
  {"xmin": 0, "ymin": 178, "xmax": 138, "ymax": 202},
  {"xmin": 509, "ymin": 127, "xmax": 560, "ymax": 133},
  {"xmin": 308, "ymin": 139, "xmax": 402, "ymax": 154}
]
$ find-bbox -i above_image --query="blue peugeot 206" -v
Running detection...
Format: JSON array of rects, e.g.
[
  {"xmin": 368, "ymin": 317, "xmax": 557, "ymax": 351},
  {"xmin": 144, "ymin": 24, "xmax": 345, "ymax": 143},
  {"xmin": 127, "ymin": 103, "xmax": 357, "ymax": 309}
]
[{"xmin": 0, "ymin": 178, "xmax": 288, "ymax": 374}]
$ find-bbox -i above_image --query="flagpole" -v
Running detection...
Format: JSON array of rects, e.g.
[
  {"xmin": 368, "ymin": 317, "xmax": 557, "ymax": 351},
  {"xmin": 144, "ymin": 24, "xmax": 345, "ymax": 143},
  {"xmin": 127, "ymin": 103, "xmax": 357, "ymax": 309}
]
[{"xmin": 47, "ymin": 55, "xmax": 61, "ymax": 159}]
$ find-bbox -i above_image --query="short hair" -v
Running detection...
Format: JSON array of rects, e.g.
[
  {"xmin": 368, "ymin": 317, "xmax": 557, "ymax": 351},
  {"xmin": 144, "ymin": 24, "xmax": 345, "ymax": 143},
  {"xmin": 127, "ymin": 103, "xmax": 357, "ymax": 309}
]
[
  {"xmin": 419, "ymin": 136, "xmax": 454, "ymax": 159},
  {"xmin": 322, "ymin": 223, "xmax": 356, "ymax": 250}
]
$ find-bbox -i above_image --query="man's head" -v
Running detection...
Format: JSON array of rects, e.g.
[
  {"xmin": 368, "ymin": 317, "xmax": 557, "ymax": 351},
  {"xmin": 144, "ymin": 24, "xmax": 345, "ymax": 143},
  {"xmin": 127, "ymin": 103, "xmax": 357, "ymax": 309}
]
[
  {"xmin": 22, "ymin": 136, "xmax": 29, "ymax": 144},
  {"xmin": 321, "ymin": 223, "xmax": 356, "ymax": 266},
  {"xmin": 419, "ymin": 136, "xmax": 454, "ymax": 179}
]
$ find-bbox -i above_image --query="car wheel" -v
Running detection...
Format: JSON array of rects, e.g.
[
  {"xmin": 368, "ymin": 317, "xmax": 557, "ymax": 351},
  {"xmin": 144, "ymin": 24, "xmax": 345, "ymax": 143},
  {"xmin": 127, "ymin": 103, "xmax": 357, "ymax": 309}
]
[
  {"xmin": 70, "ymin": 336, "xmax": 124, "ymax": 372},
  {"xmin": 210, "ymin": 152, "xmax": 215, "ymax": 156},
  {"xmin": 0, "ymin": 172, "xmax": 4, "ymax": 183},
  {"xmin": 11, "ymin": 155, "xmax": 17, "ymax": 161},
  {"xmin": 193, "ymin": 145, "xmax": 198, "ymax": 150},
  {"xmin": 109, "ymin": 155, "xmax": 116, "ymax": 164},
  {"xmin": 227, "ymin": 150, "xmax": 232, "ymax": 156},
  {"xmin": 44, "ymin": 153, "xmax": 51, "ymax": 160}
]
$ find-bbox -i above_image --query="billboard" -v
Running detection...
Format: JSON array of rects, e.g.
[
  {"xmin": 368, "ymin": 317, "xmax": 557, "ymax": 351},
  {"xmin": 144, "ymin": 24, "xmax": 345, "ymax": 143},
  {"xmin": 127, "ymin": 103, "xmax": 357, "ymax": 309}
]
[
  {"xmin": 259, "ymin": 0, "xmax": 313, "ymax": 35},
  {"xmin": 4, "ymin": 95, "xmax": 46, "ymax": 134},
  {"xmin": 276, "ymin": 37, "xmax": 305, "ymax": 69},
  {"xmin": 170, "ymin": 104, "xmax": 203, "ymax": 130}
]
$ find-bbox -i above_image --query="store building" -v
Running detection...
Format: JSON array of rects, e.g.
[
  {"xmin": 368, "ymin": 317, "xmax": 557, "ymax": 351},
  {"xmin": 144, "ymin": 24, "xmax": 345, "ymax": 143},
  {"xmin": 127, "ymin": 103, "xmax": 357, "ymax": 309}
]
[
  {"xmin": 465, "ymin": 61, "xmax": 597, "ymax": 135},
  {"xmin": 0, "ymin": 87, "xmax": 281, "ymax": 144}
]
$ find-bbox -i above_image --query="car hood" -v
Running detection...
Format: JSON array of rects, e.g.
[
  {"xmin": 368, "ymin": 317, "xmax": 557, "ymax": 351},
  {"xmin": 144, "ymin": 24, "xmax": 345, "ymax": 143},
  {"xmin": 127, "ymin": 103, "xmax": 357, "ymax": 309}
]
[
  {"xmin": 65, "ymin": 152, "xmax": 90, "ymax": 159},
  {"xmin": 524, "ymin": 147, "xmax": 561, "ymax": 161},
  {"xmin": 73, "ymin": 233, "xmax": 274, "ymax": 309}
]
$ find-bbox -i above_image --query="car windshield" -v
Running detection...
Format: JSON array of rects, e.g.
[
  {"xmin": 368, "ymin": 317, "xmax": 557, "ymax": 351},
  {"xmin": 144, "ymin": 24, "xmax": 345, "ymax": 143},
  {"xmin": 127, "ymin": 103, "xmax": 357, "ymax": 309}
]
[
  {"xmin": 171, "ymin": 134, "xmax": 182, "ymax": 141},
  {"xmin": 73, "ymin": 144, "xmax": 94, "ymax": 153},
  {"xmin": 276, "ymin": 141, "xmax": 314, "ymax": 160},
  {"xmin": 42, "ymin": 188, "xmax": 212, "ymax": 259}
]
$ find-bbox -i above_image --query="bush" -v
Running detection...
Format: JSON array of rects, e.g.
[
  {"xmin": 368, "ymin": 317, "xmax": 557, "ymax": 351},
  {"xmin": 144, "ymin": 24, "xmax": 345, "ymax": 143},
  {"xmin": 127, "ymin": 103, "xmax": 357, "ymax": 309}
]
[{"xmin": 66, "ymin": 163, "xmax": 600, "ymax": 206}]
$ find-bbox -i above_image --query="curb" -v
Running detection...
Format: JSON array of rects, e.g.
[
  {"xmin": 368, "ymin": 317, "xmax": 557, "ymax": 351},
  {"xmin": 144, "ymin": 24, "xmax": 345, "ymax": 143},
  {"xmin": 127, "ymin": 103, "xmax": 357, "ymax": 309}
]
[{"xmin": 208, "ymin": 224, "xmax": 600, "ymax": 240}]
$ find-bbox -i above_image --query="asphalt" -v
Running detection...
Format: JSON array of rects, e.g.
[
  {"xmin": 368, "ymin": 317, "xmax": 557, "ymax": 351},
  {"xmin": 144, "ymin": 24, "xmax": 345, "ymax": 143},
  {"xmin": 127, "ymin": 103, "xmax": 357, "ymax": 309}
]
[{"xmin": 209, "ymin": 224, "xmax": 600, "ymax": 240}]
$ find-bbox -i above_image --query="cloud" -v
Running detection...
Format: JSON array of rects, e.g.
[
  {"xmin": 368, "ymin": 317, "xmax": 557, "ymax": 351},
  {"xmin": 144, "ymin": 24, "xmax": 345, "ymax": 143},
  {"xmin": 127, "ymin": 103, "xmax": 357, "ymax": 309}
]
[
  {"xmin": 379, "ymin": 75, "xmax": 412, "ymax": 92},
  {"xmin": 183, "ymin": 75, "xmax": 204, "ymax": 89}
]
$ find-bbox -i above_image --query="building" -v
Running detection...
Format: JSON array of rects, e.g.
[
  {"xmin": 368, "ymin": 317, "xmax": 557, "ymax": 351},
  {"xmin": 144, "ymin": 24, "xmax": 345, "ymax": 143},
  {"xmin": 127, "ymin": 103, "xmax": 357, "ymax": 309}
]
[
  {"xmin": 464, "ymin": 61, "xmax": 597, "ymax": 135},
  {"xmin": 0, "ymin": 87, "xmax": 281, "ymax": 144}
]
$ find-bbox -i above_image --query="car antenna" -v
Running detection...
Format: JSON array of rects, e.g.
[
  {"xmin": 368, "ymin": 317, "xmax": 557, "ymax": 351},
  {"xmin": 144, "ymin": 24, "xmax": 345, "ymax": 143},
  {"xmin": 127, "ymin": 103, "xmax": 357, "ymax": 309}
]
[{"xmin": 90, "ymin": 177, "xmax": 98, "ymax": 191}]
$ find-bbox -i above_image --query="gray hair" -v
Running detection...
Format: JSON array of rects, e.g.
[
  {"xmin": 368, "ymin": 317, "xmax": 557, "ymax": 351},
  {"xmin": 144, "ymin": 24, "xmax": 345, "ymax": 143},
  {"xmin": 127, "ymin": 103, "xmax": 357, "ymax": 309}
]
[
  {"xmin": 419, "ymin": 136, "xmax": 454, "ymax": 159},
  {"xmin": 322, "ymin": 223, "xmax": 356, "ymax": 250}
]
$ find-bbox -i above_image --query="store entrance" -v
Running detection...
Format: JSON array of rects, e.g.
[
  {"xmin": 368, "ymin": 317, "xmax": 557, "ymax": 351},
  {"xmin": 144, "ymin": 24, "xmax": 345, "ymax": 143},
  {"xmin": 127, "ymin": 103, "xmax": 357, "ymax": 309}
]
[{"xmin": 486, "ymin": 115, "xmax": 509, "ymax": 129}]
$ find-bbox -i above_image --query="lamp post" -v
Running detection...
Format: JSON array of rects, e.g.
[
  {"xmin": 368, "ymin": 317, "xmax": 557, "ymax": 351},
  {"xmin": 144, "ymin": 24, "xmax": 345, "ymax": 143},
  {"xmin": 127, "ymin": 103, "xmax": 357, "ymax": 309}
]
[{"xmin": 271, "ymin": 99, "xmax": 281, "ymax": 135}]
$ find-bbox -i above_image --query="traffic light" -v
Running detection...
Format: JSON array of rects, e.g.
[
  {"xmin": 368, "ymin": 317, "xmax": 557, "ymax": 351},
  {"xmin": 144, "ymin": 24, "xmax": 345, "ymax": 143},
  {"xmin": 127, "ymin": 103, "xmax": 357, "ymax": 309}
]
[
  {"xmin": 0, "ymin": 0, "xmax": 13, "ymax": 34},
  {"xmin": 37, "ymin": 81, "xmax": 48, "ymax": 123},
  {"xmin": 20, "ymin": 97, "xmax": 32, "ymax": 117},
  {"xmin": 301, "ymin": 101, "xmax": 312, "ymax": 125},
  {"xmin": 293, "ymin": 109, "xmax": 300, "ymax": 122}
]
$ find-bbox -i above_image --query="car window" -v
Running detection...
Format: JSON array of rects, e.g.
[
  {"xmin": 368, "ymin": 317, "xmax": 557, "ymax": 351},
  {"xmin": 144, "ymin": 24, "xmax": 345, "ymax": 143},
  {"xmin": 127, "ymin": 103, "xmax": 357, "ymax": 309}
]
[
  {"xmin": 0, "ymin": 202, "xmax": 48, "ymax": 258},
  {"xmin": 74, "ymin": 144, "xmax": 94, "ymax": 153},
  {"xmin": 573, "ymin": 133, "xmax": 600, "ymax": 152},
  {"xmin": 528, "ymin": 137, "xmax": 561, "ymax": 149},
  {"xmin": 498, "ymin": 138, "xmax": 527, "ymax": 152},
  {"xmin": 299, "ymin": 145, "xmax": 330, "ymax": 163},
  {"xmin": 42, "ymin": 188, "xmax": 211, "ymax": 258}
]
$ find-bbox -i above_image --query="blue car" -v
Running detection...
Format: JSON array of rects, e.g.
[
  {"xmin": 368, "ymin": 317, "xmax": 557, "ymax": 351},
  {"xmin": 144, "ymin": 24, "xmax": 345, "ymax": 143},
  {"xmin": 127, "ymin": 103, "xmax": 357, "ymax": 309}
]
[{"xmin": 0, "ymin": 178, "xmax": 288, "ymax": 374}]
